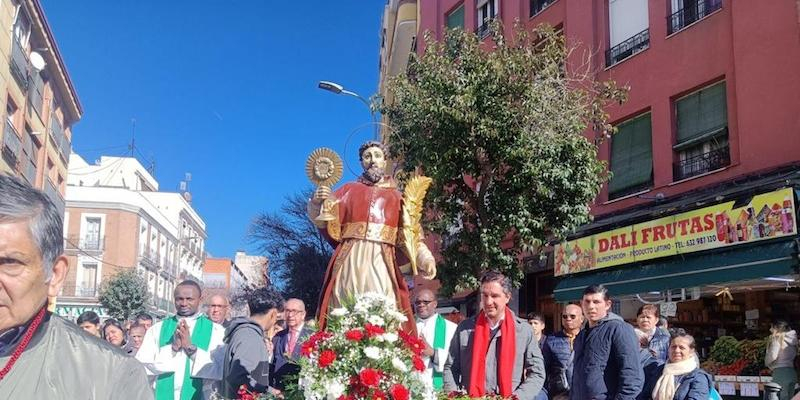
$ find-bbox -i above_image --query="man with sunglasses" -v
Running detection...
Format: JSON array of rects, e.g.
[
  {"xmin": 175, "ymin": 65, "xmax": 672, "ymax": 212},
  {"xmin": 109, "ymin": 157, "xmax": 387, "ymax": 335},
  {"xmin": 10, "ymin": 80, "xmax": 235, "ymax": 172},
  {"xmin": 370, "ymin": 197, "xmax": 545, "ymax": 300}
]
[
  {"xmin": 542, "ymin": 304, "xmax": 584, "ymax": 400},
  {"xmin": 414, "ymin": 289, "xmax": 456, "ymax": 391}
]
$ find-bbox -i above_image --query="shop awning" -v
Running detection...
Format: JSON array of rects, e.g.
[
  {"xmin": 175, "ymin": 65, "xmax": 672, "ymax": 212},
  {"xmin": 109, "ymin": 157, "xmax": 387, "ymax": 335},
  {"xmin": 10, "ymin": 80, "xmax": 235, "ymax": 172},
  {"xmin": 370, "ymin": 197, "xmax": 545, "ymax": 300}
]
[{"xmin": 553, "ymin": 238, "xmax": 799, "ymax": 302}]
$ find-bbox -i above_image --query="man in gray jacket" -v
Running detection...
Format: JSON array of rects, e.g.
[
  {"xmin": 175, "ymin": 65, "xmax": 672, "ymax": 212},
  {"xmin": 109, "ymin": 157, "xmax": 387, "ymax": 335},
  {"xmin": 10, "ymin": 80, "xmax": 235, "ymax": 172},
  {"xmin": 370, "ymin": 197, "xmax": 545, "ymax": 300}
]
[
  {"xmin": 0, "ymin": 174, "xmax": 152, "ymax": 399},
  {"xmin": 443, "ymin": 271, "xmax": 546, "ymax": 398},
  {"xmin": 221, "ymin": 287, "xmax": 285, "ymax": 398}
]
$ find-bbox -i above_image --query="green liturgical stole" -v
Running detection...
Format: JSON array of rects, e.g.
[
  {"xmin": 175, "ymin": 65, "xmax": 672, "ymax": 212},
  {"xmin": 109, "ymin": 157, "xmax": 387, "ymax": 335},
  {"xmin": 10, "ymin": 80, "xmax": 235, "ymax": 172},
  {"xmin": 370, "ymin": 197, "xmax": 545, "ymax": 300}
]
[
  {"xmin": 432, "ymin": 314, "xmax": 447, "ymax": 390},
  {"xmin": 155, "ymin": 315, "xmax": 213, "ymax": 400}
]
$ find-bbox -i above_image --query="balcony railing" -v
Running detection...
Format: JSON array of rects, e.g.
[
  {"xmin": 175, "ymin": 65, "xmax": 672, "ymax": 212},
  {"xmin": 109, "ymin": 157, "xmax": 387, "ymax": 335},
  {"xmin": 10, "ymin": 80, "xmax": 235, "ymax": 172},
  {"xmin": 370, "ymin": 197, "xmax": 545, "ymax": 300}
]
[
  {"xmin": 668, "ymin": 0, "xmax": 722, "ymax": 35},
  {"xmin": 76, "ymin": 286, "xmax": 98, "ymax": 297},
  {"xmin": 50, "ymin": 114, "xmax": 70, "ymax": 161},
  {"xmin": 674, "ymin": 144, "xmax": 730, "ymax": 181},
  {"xmin": 28, "ymin": 71, "xmax": 44, "ymax": 118},
  {"xmin": 21, "ymin": 156, "xmax": 36, "ymax": 184},
  {"xmin": 43, "ymin": 178, "xmax": 65, "ymax": 217},
  {"xmin": 9, "ymin": 39, "xmax": 29, "ymax": 91},
  {"xmin": 2, "ymin": 121, "xmax": 22, "ymax": 166},
  {"xmin": 140, "ymin": 248, "xmax": 159, "ymax": 269},
  {"xmin": 66, "ymin": 234, "xmax": 105, "ymax": 251},
  {"xmin": 606, "ymin": 29, "xmax": 650, "ymax": 67}
]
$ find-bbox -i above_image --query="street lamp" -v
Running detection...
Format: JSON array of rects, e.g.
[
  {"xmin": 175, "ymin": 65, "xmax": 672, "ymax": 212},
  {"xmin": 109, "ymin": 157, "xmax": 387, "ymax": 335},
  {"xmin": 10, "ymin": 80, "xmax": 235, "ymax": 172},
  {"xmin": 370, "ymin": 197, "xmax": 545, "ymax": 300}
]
[{"xmin": 318, "ymin": 80, "xmax": 378, "ymax": 140}]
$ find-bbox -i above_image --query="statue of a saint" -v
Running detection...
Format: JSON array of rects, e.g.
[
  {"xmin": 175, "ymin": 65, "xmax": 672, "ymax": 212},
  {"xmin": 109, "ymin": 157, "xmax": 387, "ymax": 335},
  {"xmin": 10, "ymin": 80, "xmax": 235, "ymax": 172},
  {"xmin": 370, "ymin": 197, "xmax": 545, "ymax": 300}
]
[{"xmin": 308, "ymin": 141, "xmax": 436, "ymax": 333}]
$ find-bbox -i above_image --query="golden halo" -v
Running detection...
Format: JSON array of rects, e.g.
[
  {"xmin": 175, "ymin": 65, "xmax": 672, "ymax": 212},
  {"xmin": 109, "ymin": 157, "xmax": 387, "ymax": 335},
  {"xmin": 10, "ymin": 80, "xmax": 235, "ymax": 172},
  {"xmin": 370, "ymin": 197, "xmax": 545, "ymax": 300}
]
[{"xmin": 306, "ymin": 147, "xmax": 343, "ymax": 187}]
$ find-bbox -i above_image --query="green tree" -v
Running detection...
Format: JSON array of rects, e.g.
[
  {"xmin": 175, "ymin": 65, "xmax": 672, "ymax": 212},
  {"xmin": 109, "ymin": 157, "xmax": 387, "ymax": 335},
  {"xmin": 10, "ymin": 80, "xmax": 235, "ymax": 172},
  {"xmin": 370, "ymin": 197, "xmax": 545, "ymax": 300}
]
[
  {"xmin": 382, "ymin": 23, "xmax": 627, "ymax": 295},
  {"xmin": 249, "ymin": 190, "xmax": 332, "ymax": 315},
  {"xmin": 98, "ymin": 268, "xmax": 150, "ymax": 321}
]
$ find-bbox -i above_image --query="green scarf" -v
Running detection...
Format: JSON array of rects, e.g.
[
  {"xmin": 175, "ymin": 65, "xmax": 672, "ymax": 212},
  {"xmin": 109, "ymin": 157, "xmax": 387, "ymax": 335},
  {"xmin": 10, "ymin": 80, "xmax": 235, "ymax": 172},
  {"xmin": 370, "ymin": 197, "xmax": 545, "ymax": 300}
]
[
  {"xmin": 155, "ymin": 315, "xmax": 214, "ymax": 400},
  {"xmin": 432, "ymin": 314, "xmax": 447, "ymax": 390}
]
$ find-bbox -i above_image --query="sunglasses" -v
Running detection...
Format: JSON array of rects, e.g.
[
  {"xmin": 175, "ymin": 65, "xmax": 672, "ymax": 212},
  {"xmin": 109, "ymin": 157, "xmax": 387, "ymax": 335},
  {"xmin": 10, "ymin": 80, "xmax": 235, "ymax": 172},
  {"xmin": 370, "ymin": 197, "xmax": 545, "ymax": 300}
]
[{"xmin": 562, "ymin": 314, "xmax": 578, "ymax": 319}]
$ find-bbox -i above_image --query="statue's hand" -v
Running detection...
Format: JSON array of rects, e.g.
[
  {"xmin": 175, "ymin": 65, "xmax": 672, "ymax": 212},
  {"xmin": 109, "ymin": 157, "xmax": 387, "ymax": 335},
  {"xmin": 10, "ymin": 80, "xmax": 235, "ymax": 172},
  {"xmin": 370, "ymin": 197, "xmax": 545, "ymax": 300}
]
[
  {"xmin": 313, "ymin": 186, "xmax": 332, "ymax": 205},
  {"xmin": 416, "ymin": 243, "xmax": 437, "ymax": 280}
]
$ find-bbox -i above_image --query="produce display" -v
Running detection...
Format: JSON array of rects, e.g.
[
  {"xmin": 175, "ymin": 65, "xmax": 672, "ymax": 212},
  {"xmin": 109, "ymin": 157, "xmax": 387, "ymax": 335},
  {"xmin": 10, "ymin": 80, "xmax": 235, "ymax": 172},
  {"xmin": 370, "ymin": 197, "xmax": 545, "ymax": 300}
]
[{"xmin": 705, "ymin": 336, "xmax": 769, "ymax": 377}]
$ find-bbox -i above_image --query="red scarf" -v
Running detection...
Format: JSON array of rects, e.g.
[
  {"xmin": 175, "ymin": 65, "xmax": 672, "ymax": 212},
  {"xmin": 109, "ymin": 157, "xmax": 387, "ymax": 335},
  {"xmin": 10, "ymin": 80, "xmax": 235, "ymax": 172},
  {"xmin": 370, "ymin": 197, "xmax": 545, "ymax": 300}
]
[{"xmin": 468, "ymin": 307, "xmax": 516, "ymax": 397}]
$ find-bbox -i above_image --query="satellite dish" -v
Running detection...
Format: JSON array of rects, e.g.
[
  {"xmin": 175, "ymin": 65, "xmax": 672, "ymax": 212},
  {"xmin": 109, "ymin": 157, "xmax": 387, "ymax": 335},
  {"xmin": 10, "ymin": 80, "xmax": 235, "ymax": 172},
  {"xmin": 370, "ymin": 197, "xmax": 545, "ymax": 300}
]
[{"xmin": 29, "ymin": 51, "xmax": 46, "ymax": 71}]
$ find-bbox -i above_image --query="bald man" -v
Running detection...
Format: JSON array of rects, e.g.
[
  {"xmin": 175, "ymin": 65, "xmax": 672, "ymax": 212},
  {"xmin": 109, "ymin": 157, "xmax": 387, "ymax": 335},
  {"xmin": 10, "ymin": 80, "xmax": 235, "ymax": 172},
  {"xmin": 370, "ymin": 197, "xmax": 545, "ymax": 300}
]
[
  {"xmin": 270, "ymin": 298, "xmax": 313, "ymax": 391},
  {"xmin": 542, "ymin": 304, "xmax": 585, "ymax": 400},
  {"xmin": 206, "ymin": 294, "xmax": 230, "ymax": 327},
  {"xmin": 414, "ymin": 288, "xmax": 457, "ymax": 391}
]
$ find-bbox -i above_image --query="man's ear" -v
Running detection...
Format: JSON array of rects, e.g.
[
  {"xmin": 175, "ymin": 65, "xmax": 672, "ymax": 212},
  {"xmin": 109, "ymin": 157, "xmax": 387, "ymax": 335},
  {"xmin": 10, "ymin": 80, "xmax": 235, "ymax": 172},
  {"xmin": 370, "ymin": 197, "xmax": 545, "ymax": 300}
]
[{"xmin": 47, "ymin": 255, "xmax": 69, "ymax": 298}]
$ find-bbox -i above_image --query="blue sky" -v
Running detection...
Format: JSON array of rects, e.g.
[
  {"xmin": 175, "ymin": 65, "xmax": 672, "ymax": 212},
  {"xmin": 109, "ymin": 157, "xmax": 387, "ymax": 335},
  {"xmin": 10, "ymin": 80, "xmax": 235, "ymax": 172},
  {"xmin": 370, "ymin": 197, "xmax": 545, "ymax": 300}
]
[{"xmin": 43, "ymin": 1, "xmax": 387, "ymax": 257}]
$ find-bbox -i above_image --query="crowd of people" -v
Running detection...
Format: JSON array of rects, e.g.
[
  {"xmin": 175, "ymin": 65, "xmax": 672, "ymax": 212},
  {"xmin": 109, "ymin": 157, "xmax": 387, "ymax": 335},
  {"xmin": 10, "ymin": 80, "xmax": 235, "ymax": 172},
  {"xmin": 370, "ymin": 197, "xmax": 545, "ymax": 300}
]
[{"xmin": 2, "ymin": 169, "xmax": 799, "ymax": 400}]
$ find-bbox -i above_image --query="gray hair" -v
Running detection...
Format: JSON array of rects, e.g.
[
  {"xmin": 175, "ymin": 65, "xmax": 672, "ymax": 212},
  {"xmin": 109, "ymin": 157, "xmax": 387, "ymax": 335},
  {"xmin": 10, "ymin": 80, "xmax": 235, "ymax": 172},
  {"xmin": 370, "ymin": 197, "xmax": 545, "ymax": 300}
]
[
  {"xmin": 480, "ymin": 270, "xmax": 513, "ymax": 295},
  {"xmin": 0, "ymin": 174, "xmax": 63, "ymax": 279}
]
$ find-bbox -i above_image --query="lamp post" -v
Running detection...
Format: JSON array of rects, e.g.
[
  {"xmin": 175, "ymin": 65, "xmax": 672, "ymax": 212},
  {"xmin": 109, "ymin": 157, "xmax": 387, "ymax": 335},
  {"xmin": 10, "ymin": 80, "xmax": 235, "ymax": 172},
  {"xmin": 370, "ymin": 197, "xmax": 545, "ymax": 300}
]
[{"xmin": 318, "ymin": 81, "xmax": 378, "ymax": 140}]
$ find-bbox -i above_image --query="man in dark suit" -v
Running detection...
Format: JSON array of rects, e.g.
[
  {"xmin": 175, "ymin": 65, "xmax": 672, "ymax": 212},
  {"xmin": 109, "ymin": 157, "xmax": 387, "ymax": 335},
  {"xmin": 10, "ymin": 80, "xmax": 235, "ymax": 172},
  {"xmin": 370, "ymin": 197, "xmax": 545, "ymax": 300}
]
[{"xmin": 270, "ymin": 298, "xmax": 313, "ymax": 392}]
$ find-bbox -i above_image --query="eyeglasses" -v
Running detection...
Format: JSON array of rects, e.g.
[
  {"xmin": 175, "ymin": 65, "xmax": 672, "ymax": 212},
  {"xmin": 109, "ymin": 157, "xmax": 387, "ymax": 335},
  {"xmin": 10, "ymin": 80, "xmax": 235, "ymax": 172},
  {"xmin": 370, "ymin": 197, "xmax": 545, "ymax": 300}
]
[
  {"xmin": 284, "ymin": 309, "xmax": 305, "ymax": 315},
  {"xmin": 414, "ymin": 300, "xmax": 434, "ymax": 306},
  {"xmin": 208, "ymin": 305, "xmax": 228, "ymax": 309},
  {"xmin": 562, "ymin": 314, "xmax": 578, "ymax": 320}
]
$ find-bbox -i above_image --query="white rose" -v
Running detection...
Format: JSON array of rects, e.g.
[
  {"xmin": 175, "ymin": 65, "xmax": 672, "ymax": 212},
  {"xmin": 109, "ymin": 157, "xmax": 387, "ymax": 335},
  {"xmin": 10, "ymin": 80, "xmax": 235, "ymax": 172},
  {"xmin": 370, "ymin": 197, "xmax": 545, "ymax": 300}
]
[
  {"xmin": 382, "ymin": 332, "xmax": 398, "ymax": 343},
  {"xmin": 391, "ymin": 357, "xmax": 408, "ymax": 372},
  {"xmin": 325, "ymin": 381, "xmax": 346, "ymax": 399},
  {"xmin": 330, "ymin": 307, "xmax": 347, "ymax": 317},
  {"xmin": 364, "ymin": 346, "xmax": 381, "ymax": 359},
  {"xmin": 368, "ymin": 315, "xmax": 385, "ymax": 326}
]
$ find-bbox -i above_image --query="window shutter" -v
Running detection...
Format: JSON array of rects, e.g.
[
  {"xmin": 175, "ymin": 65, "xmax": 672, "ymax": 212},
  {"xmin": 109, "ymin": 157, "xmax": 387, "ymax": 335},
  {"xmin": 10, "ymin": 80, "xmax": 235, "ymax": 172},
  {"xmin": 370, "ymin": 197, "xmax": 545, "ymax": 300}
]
[
  {"xmin": 676, "ymin": 82, "xmax": 727, "ymax": 145},
  {"xmin": 447, "ymin": 5, "xmax": 465, "ymax": 29},
  {"xmin": 609, "ymin": 113, "xmax": 653, "ymax": 197}
]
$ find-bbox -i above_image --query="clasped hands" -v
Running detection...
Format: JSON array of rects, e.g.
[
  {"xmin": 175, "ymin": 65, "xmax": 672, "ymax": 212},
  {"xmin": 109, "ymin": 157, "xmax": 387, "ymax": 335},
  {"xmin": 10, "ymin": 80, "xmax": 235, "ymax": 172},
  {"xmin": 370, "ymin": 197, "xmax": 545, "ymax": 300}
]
[{"xmin": 171, "ymin": 319, "xmax": 196, "ymax": 355}]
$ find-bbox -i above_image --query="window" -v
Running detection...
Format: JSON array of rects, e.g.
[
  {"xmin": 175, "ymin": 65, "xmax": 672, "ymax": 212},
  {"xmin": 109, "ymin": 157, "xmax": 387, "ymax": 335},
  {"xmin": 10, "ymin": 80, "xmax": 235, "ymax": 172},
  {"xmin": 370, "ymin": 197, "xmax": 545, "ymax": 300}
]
[
  {"xmin": 80, "ymin": 263, "xmax": 98, "ymax": 296},
  {"xmin": 606, "ymin": 0, "xmax": 649, "ymax": 67},
  {"xmin": 668, "ymin": 0, "xmax": 722, "ymax": 34},
  {"xmin": 608, "ymin": 113, "xmax": 653, "ymax": 199},
  {"xmin": 476, "ymin": 0, "xmax": 498, "ymax": 38},
  {"xmin": 446, "ymin": 4, "xmax": 465, "ymax": 29},
  {"xmin": 530, "ymin": 0, "xmax": 556, "ymax": 17},
  {"xmin": 2, "ymin": 101, "xmax": 22, "ymax": 167},
  {"xmin": 28, "ymin": 71, "xmax": 45, "ymax": 118},
  {"xmin": 84, "ymin": 217, "xmax": 101, "ymax": 250},
  {"xmin": 12, "ymin": 2, "xmax": 31, "ymax": 48},
  {"xmin": 673, "ymin": 82, "xmax": 729, "ymax": 180}
]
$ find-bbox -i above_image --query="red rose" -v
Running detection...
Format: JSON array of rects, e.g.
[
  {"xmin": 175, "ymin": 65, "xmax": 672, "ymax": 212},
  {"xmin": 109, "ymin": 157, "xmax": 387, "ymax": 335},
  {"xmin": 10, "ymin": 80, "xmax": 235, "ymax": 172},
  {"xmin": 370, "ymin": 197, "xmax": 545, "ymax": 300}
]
[
  {"xmin": 412, "ymin": 355, "xmax": 426, "ymax": 372},
  {"xmin": 364, "ymin": 323, "xmax": 385, "ymax": 337},
  {"xmin": 318, "ymin": 349, "xmax": 337, "ymax": 368},
  {"xmin": 389, "ymin": 384, "xmax": 409, "ymax": 400},
  {"xmin": 345, "ymin": 329, "xmax": 365, "ymax": 341},
  {"xmin": 359, "ymin": 368, "xmax": 381, "ymax": 387},
  {"xmin": 237, "ymin": 385, "xmax": 256, "ymax": 400},
  {"xmin": 372, "ymin": 389, "xmax": 388, "ymax": 400}
]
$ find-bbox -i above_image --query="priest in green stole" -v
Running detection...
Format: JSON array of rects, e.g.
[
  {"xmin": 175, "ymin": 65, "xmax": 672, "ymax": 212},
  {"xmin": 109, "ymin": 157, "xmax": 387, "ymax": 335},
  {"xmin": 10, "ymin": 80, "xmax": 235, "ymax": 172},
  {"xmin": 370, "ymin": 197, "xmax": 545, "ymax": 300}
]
[
  {"xmin": 137, "ymin": 281, "xmax": 226, "ymax": 400},
  {"xmin": 414, "ymin": 288, "xmax": 456, "ymax": 390}
]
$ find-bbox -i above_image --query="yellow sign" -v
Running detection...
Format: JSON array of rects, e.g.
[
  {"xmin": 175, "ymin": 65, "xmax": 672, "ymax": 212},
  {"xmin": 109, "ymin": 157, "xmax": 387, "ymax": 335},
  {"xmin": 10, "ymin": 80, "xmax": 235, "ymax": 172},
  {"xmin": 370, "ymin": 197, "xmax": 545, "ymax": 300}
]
[{"xmin": 554, "ymin": 188, "xmax": 797, "ymax": 276}]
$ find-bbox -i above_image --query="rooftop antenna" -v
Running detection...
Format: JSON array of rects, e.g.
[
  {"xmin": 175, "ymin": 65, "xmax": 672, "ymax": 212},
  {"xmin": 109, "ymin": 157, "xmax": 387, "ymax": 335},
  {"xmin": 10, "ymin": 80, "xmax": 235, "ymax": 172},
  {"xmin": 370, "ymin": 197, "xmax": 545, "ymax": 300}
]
[
  {"xmin": 129, "ymin": 118, "xmax": 136, "ymax": 157},
  {"xmin": 180, "ymin": 172, "xmax": 193, "ymax": 203}
]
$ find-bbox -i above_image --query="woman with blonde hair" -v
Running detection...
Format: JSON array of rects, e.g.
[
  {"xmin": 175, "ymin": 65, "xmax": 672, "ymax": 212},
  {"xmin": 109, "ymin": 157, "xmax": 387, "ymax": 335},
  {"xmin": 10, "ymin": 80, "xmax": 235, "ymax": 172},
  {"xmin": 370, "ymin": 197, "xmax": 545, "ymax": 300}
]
[
  {"xmin": 765, "ymin": 320, "xmax": 797, "ymax": 400},
  {"xmin": 652, "ymin": 332, "xmax": 711, "ymax": 400}
]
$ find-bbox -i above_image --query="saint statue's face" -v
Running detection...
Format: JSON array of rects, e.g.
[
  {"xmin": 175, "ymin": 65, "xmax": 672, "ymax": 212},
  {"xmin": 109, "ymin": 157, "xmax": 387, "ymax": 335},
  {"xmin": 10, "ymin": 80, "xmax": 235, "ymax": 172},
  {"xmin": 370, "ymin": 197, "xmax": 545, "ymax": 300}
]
[
  {"xmin": 360, "ymin": 146, "xmax": 386, "ymax": 184},
  {"xmin": 360, "ymin": 146, "xmax": 386, "ymax": 171}
]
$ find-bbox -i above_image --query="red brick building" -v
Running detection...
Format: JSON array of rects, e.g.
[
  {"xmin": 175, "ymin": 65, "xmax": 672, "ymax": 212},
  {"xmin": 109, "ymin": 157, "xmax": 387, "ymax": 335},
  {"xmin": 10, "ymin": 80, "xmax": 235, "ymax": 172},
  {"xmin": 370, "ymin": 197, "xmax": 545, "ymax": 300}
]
[{"xmin": 411, "ymin": 1, "xmax": 800, "ymax": 334}]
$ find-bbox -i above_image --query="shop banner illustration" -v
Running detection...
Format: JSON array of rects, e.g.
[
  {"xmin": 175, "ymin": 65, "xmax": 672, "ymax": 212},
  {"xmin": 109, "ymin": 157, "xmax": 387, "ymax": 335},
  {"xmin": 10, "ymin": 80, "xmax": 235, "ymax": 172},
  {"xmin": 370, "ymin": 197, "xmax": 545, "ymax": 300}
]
[{"xmin": 555, "ymin": 188, "xmax": 796, "ymax": 276}]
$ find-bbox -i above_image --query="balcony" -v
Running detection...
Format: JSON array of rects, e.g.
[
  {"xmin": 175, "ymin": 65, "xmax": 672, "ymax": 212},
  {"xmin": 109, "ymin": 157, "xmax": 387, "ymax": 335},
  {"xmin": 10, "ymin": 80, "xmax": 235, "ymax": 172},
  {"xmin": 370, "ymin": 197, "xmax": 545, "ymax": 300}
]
[
  {"xmin": 674, "ymin": 144, "xmax": 730, "ymax": 181},
  {"xmin": 9, "ymin": 39, "xmax": 29, "ymax": 91},
  {"xmin": 668, "ymin": 0, "xmax": 722, "ymax": 35},
  {"xmin": 76, "ymin": 286, "xmax": 98, "ymax": 297},
  {"xmin": 50, "ymin": 114, "xmax": 70, "ymax": 161},
  {"xmin": 139, "ymin": 248, "xmax": 159, "ymax": 270},
  {"xmin": 28, "ymin": 71, "xmax": 44, "ymax": 118},
  {"xmin": 2, "ymin": 121, "xmax": 22, "ymax": 167},
  {"xmin": 21, "ymin": 156, "xmax": 36, "ymax": 184},
  {"xmin": 43, "ymin": 178, "xmax": 65, "ymax": 217},
  {"xmin": 477, "ymin": 17, "xmax": 496, "ymax": 39},
  {"xmin": 606, "ymin": 29, "xmax": 650, "ymax": 67},
  {"xmin": 65, "ymin": 234, "xmax": 105, "ymax": 252}
]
